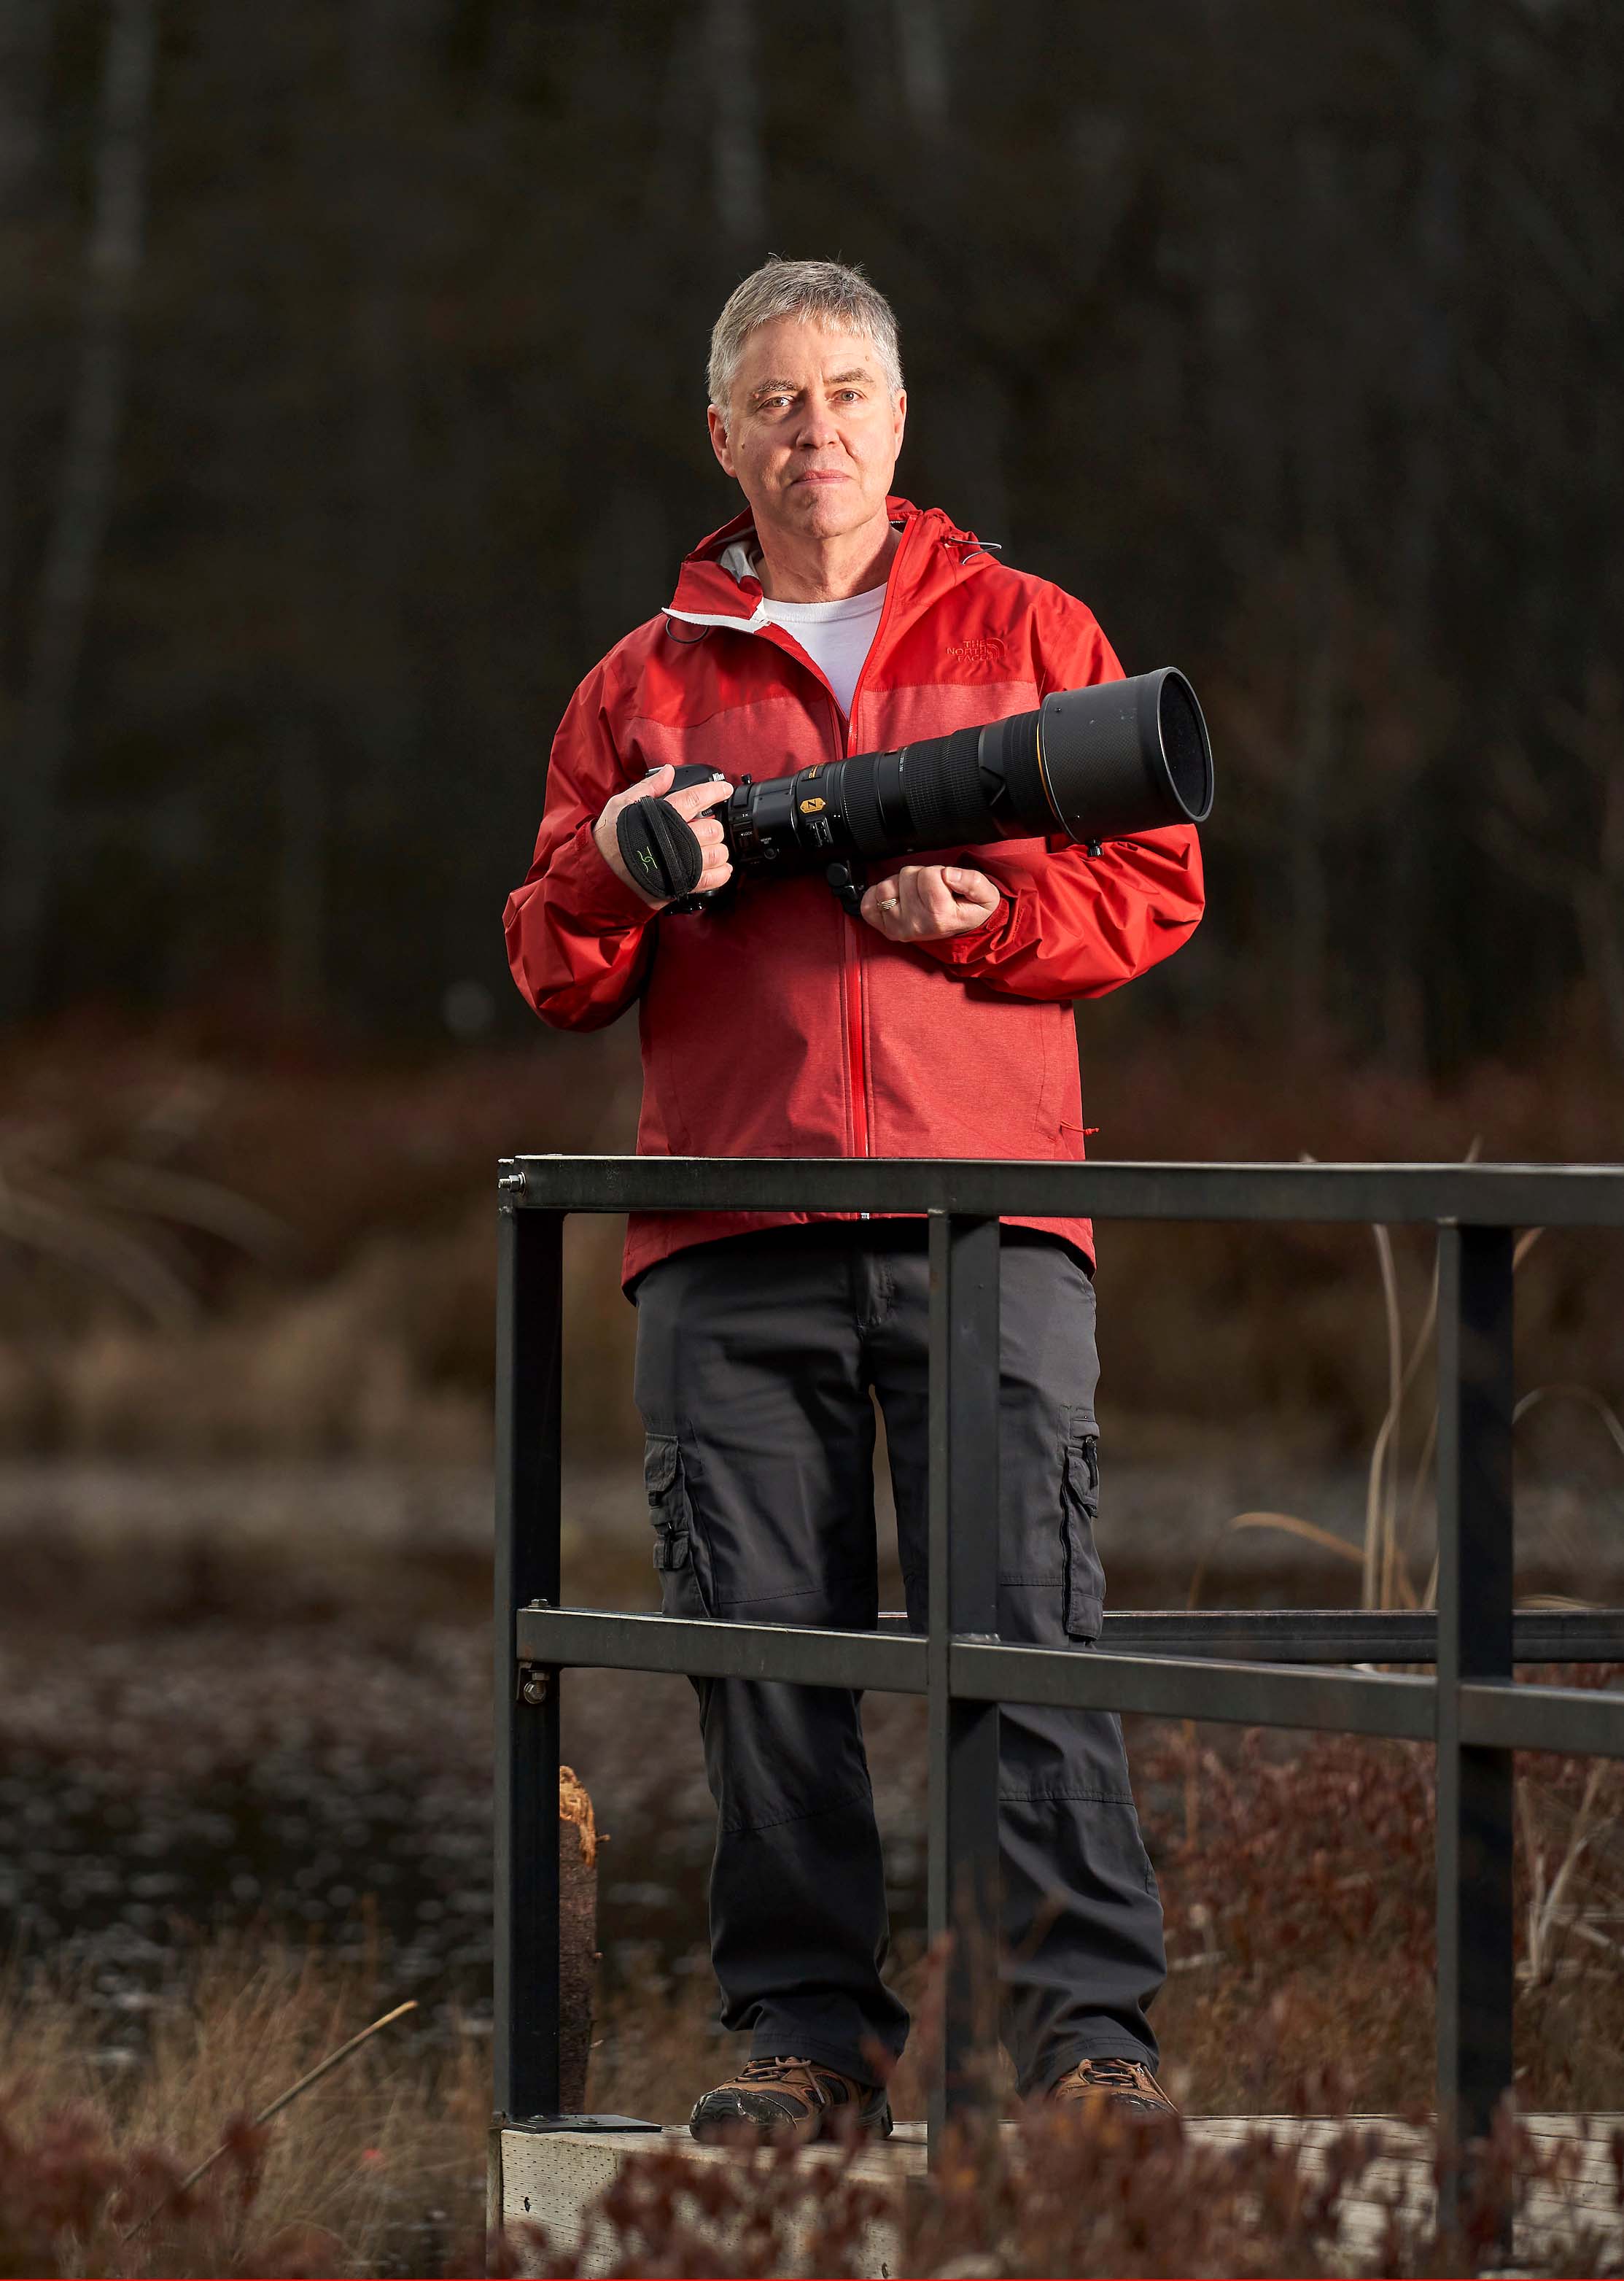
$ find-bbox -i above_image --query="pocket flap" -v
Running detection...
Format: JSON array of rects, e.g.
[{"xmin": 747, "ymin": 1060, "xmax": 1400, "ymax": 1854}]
[
  {"xmin": 1063, "ymin": 1433, "xmax": 1100, "ymax": 1507},
  {"xmin": 643, "ymin": 1433, "xmax": 680, "ymax": 1496}
]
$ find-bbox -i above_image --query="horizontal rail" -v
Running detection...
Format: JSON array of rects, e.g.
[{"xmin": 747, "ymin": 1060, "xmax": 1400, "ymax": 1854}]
[
  {"xmin": 516, "ymin": 1605, "xmax": 925, "ymax": 1693},
  {"xmin": 949, "ymin": 1640, "xmax": 1435, "ymax": 1738},
  {"xmin": 500, "ymin": 1154, "xmax": 1624, "ymax": 1227},
  {"xmin": 523, "ymin": 1604, "xmax": 1624, "ymax": 1670},
  {"xmin": 518, "ymin": 1607, "xmax": 1624, "ymax": 1754},
  {"xmin": 518, "ymin": 1606, "xmax": 1429, "ymax": 1733},
  {"xmin": 510, "ymin": 1614, "xmax": 1432, "ymax": 1733},
  {"xmin": 1459, "ymin": 1681, "xmax": 1624, "ymax": 1759},
  {"xmin": 1094, "ymin": 1608, "xmax": 1624, "ymax": 1663}
]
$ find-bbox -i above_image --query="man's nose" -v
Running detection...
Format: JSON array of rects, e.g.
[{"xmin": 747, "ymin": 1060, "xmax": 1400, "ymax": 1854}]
[{"xmin": 793, "ymin": 404, "xmax": 842, "ymax": 450}]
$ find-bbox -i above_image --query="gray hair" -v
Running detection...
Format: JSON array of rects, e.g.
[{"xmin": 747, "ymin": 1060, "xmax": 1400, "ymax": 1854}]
[{"xmin": 707, "ymin": 257, "xmax": 904, "ymax": 419}]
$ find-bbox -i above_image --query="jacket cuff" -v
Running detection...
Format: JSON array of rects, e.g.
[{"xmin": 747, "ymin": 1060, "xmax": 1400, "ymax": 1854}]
[
  {"xmin": 553, "ymin": 818, "xmax": 659, "ymax": 932},
  {"xmin": 927, "ymin": 888, "xmax": 1019, "ymax": 969}
]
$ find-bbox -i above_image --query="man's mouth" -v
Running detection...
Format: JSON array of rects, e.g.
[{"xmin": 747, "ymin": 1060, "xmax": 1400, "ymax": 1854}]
[{"xmin": 791, "ymin": 470, "xmax": 848, "ymax": 485}]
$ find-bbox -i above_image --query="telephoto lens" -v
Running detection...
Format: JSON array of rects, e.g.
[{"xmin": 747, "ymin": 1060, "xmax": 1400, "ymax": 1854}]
[{"xmin": 617, "ymin": 667, "xmax": 1211, "ymax": 911}]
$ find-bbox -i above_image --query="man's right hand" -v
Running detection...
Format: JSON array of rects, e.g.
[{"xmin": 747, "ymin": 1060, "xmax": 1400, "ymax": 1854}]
[{"xmin": 593, "ymin": 766, "xmax": 734, "ymax": 907}]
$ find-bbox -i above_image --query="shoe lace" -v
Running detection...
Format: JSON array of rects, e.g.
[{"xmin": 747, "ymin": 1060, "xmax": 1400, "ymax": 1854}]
[
  {"xmin": 1075, "ymin": 2057, "xmax": 1144, "ymax": 2090},
  {"xmin": 737, "ymin": 2055, "xmax": 818, "ymax": 2085}
]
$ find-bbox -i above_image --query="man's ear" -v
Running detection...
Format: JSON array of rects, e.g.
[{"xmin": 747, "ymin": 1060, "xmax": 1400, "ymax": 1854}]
[{"xmin": 707, "ymin": 405, "xmax": 737, "ymax": 479}]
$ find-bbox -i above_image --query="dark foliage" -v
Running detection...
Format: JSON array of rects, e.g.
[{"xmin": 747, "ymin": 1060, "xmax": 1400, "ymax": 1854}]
[{"xmin": 4, "ymin": 0, "xmax": 1623, "ymax": 1067}]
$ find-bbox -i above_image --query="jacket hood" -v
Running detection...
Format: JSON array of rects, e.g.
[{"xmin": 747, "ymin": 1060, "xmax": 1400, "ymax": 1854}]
[{"xmin": 664, "ymin": 496, "xmax": 993, "ymax": 634}]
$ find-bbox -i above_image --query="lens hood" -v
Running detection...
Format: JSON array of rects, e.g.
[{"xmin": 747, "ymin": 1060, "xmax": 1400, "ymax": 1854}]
[{"xmin": 1037, "ymin": 667, "xmax": 1213, "ymax": 842}]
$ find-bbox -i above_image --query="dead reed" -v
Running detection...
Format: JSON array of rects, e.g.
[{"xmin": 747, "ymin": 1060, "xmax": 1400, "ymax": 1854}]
[{"xmin": 0, "ymin": 1937, "xmax": 487, "ymax": 2277}]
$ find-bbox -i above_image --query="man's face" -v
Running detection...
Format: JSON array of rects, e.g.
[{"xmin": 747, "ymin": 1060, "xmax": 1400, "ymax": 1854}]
[{"xmin": 708, "ymin": 317, "xmax": 906, "ymax": 548}]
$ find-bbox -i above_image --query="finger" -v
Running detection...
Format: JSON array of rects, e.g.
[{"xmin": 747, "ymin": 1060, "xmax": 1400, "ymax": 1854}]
[
  {"xmin": 605, "ymin": 767, "xmax": 669, "ymax": 825},
  {"xmin": 700, "ymin": 853, "xmax": 732, "ymax": 888},
  {"xmin": 919, "ymin": 870, "xmax": 960, "ymax": 930},
  {"xmin": 941, "ymin": 866, "xmax": 994, "ymax": 899},
  {"xmin": 667, "ymin": 775, "xmax": 732, "ymax": 818},
  {"xmin": 889, "ymin": 877, "xmax": 924, "ymax": 932},
  {"xmin": 691, "ymin": 816, "xmax": 724, "ymax": 848}
]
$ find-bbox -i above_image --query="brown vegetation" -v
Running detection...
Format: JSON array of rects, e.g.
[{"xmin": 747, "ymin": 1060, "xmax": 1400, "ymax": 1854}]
[
  {"xmin": 2, "ymin": 1022, "xmax": 1620, "ymax": 1471},
  {"xmin": 0, "ymin": 1939, "xmax": 487, "ymax": 2277},
  {"xmin": 2, "ymin": 1023, "xmax": 1621, "ymax": 2271},
  {"xmin": 4, "ymin": 1870, "xmax": 1623, "ymax": 2277}
]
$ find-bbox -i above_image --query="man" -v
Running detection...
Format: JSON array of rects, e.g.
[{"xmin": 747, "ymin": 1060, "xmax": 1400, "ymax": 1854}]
[{"xmin": 505, "ymin": 258, "xmax": 1203, "ymax": 2143}]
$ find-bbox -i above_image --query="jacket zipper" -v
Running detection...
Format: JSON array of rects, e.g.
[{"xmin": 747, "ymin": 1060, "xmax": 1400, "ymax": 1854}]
[
  {"xmin": 839, "ymin": 535, "xmax": 909, "ymax": 1180},
  {"xmin": 834, "ymin": 687, "xmax": 870, "ymax": 1168},
  {"xmin": 718, "ymin": 523, "xmax": 918, "ymax": 1184}
]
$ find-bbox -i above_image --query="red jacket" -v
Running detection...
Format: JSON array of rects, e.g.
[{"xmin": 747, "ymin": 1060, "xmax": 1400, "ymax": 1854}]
[{"xmin": 505, "ymin": 497, "xmax": 1205, "ymax": 1285}]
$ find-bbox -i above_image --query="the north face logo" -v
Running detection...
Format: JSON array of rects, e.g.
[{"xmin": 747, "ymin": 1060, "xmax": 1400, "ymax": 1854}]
[{"xmin": 947, "ymin": 635, "xmax": 1006, "ymax": 667}]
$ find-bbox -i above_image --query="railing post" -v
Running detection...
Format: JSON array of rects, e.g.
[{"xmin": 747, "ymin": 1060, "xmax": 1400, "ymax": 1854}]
[
  {"xmin": 493, "ymin": 1191, "xmax": 564, "ymax": 2125},
  {"xmin": 926, "ymin": 1212, "xmax": 1001, "ymax": 2162},
  {"xmin": 1434, "ymin": 1222, "xmax": 1515, "ymax": 2223}
]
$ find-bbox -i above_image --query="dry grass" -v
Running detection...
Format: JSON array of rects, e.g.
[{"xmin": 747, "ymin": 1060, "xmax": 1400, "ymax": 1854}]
[
  {"xmin": 0, "ymin": 1937, "xmax": 488, "ymax": 2277},
  {"xmin": 4, "ymin": 1704, "xmax": 1624, "ymax": 2274},
  {"xmin": 5, "ymin": 1924, "xmax": 1618, "ymax": 2277}
]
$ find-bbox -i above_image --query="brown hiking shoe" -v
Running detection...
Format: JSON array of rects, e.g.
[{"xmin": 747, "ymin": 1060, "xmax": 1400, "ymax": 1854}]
[
  {"xmin": 690, "ymin": 2055, "xmax": 893, "ymax": 2145},
  {"xmin": 1048, "ymin": 2056, "xmax": 1179, "ymax": 2120}
]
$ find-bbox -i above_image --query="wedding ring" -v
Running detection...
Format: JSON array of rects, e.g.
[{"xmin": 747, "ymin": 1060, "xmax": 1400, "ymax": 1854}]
[{"xmin": 878, "ymin": 896, "xmax": 899, "ymax": 911}]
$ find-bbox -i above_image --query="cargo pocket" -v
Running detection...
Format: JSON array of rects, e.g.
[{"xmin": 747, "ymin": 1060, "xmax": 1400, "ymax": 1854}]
[
  {"xmin": 1061, "ymin": 1428, "xmax": 1105, "ymax": 1641},
  {"xmin": 644, "ymin": 1431, "xmax": 710, "ymax": 1617}
]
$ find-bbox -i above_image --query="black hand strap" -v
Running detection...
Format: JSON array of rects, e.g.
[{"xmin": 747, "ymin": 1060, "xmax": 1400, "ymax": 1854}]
[{"xmin": 615, "ymin": 795, "xmax": 704, "ymax": 902}]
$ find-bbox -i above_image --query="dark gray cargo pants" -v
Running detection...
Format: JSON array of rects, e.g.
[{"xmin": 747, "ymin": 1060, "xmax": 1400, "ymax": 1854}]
[{"xmin": 632, "ymin": 1220, "xmax": 1165, "ymax": 2096}]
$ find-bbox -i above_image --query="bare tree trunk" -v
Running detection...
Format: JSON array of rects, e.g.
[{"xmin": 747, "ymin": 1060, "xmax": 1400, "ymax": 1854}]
[
  {"xmin": 893, "ymin": 0, "xmax": 949, "ymax": 135},
  {"xmin": 0, "ymin": 1, "xmax": 50, "ymax": 204},
  {"xmin": 276, "ymin": 717, "xmax": 326, "ymax": 1022},
  {"xmin": 347, "ymin": 0, "xmax": 421, "ymax": 832},
  {"xmin": 1385, "ymin": 0, "xmax": 1471, "ymax": 1074},
  {"xmin": 1569, "ymin": 667, "xmax": 1624, "ymax": 1066},
  {"xmin": 0, "ymin": 0, "xmax": 155, "ymax": 1021},
  {"xmin": 0, "ymin": 0, "xmax": 55, "ymax": 620},
  {"xmin": 1282, "ymin": 144, "xmax": 1346, "ymax": 1052},
  {"xmin": 557, "ymin": 1767, "xmax": 599, "ymax": 2113},
  {"xmin": 1292, "ymin": 613, "xmax": 1334, "ymax": 1048},
  {"xmin": 1574, "ymin": 878, "xmax": 1624, "ymax": 1066},
  {"xmin": 843, "ymin": 0, "xmax": 891, "ymax": 123},
  {"xmin": 705, "ymin": 0, "xmax": 766, "ymax": 252}
]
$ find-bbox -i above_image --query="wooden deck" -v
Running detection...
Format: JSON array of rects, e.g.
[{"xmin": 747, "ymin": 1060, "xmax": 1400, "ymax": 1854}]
[{"xmin": 493, "ymin": 2112, "xmax": 1624, "ymax": 2276}]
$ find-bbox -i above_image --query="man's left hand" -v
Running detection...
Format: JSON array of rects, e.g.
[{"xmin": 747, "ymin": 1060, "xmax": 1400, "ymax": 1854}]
[{"xmin": 859, "ymin": 864, "xmax": 1002, "ymax": 942}]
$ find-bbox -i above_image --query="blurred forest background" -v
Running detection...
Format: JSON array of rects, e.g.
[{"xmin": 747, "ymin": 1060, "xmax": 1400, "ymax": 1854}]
[
  {"xmin": 2, "ymin": 0, "xmax": 1623, "ymax": 1466},
  {"xmin": 4, "ymin": 0, "xmax": 1623, "ymax": 1053}
]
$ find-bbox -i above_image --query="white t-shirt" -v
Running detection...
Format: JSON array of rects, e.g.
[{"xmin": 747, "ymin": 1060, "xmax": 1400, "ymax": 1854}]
[
  {"xmin": 759, "ymin": 586, "xmax": 885, "ymax": 719},
  {"xmin": 718, "ymin": 540, "xmax": 885, "ymax": 717}
]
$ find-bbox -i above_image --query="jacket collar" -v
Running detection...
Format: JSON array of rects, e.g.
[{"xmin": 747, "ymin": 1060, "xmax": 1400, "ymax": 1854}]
[{"xmin": 664, "ymin": 496, "xmax": 992, "ymax": 635}]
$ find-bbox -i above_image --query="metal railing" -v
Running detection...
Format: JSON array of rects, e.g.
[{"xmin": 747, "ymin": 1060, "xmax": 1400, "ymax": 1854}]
[{"xmin": 492, "ymin": 1156, "xmax": 1624, "ymax": 2173}]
